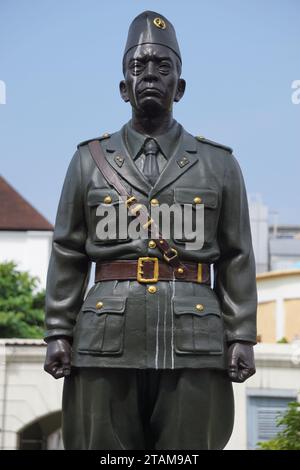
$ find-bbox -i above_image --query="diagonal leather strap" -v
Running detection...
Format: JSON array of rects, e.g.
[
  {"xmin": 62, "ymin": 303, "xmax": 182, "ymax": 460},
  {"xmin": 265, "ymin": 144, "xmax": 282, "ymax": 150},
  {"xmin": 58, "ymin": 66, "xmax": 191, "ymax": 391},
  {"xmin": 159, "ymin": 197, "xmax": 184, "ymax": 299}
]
[
  {"xmin": 88, "ymin": 140, "xmax": 188, "ymax": 278},
  {"xmin": 88, "ymin": 141, "xmax": 130, "ymax": 198}
]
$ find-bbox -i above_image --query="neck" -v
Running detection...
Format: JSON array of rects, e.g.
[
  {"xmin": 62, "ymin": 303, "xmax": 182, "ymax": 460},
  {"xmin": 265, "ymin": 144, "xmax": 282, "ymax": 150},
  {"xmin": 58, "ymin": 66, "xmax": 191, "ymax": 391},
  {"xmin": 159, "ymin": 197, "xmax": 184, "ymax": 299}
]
[{"xmin": 131, "ymin": 110, "xmax": 174, "ymax": 136}]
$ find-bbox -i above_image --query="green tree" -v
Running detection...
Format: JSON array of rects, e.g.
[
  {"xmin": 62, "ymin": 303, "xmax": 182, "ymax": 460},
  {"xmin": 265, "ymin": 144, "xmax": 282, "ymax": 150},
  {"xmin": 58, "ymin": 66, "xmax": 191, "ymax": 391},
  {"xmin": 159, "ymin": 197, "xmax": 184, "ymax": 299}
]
[
  {"xmin": 258, "ymin": 402, "xmax": 300, "ymax": 450},
  {"xmin": 0, "ymin": 261, "xmax": 45, "ymax": 338}
]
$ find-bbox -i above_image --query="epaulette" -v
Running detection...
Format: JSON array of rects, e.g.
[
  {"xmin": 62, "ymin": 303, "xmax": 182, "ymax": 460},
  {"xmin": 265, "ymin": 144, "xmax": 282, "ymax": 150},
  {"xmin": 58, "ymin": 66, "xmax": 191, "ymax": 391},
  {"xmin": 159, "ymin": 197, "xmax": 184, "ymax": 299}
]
[
  {"xmin": 195, "ymin": 135, "xmax": 233, "ymax": 154},
  {"xmin": 77, "ymin": 132, "xmax": 111, "ymax": 149}
]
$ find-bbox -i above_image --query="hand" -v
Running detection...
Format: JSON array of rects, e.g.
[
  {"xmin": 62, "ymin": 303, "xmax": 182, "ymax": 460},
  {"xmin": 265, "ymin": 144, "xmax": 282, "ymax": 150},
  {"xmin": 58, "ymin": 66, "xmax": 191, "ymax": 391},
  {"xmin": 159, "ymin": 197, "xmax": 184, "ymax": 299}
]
[
  {"xmin": 227, "ymin": 342, "xmax": 256, "ymax": 383},
  {"xmin": 44, "ymin": 337, "xmax": 72, "ymax": 379}
]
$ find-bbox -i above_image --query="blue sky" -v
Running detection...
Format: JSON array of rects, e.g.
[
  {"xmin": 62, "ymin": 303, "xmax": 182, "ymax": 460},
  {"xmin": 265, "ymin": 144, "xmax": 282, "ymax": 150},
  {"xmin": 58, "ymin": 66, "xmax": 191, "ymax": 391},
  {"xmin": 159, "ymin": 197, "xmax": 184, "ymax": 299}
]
[{"xmin": 0, "ymin": 0, "xmax": 299, "ymax": 224}]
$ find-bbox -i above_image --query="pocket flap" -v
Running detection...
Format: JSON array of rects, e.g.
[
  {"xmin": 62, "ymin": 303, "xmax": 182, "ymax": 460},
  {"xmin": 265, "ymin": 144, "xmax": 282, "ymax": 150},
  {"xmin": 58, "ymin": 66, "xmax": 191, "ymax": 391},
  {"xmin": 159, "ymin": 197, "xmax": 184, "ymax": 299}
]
[
  {"xmin": 173, "ymin": 296, "xmax": 221, "ymax": 317},
  {"xmin": 87, "ymin": 188, "xmax": 122, "ymax": 206},
  {"xmin": 82, "ymin": 296, "xmax": 127, "ymax": 315},
  {"xmin": 174, "ymin": 187, "xmax": 218, "ymax": 209}
]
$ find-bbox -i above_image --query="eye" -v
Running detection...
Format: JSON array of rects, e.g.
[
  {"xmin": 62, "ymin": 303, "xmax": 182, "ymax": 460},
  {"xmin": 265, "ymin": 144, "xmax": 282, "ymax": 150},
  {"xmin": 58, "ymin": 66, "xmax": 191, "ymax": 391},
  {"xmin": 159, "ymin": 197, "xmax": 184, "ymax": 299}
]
[
  {"xmin": 129, "ymin": 60, "xmax": 145, "ymax": 76},
  {"xmin": 158, "ymin": 61, "xmax": 172, "ymax": 74}
]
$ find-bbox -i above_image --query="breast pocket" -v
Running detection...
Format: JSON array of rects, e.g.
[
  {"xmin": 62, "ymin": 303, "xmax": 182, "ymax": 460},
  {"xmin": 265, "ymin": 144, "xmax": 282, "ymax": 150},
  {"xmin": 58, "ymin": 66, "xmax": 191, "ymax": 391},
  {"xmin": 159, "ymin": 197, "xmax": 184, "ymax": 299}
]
[
  {"xmin": 87, "ymin": 188, "xmax": 130, "ymax": 244},
  {"xmin": 74, "ymin": 296, "xmax": 127, "ymax": 355},
  {"xmin": 173, "ymin": 187, "xmax": 219, "ymax": 245},
  {"xmin": 173, "ymin": 296, "xmax": 224, "ymax": 355}
]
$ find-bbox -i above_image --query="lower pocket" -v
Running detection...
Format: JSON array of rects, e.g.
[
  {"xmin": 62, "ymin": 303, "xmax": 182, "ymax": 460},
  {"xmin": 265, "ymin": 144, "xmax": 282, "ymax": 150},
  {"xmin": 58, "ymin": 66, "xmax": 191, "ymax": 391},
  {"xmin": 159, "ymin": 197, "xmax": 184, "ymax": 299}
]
[
  {"xmin": 76, "ymin": 296, "xmax": 126, "ymax": 356},
  {"xmin": 173, "ymin": 296, "xmax": 223, "ymax": 355}
]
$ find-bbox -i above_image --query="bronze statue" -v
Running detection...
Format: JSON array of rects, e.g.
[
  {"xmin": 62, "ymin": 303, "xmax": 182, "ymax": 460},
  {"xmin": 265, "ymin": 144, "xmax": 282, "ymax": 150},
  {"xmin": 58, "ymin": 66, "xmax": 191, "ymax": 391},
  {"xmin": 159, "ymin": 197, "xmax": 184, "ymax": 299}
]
[{"xmin": 44, "ymin": 11, "xmax": 257, "ymax": 450}]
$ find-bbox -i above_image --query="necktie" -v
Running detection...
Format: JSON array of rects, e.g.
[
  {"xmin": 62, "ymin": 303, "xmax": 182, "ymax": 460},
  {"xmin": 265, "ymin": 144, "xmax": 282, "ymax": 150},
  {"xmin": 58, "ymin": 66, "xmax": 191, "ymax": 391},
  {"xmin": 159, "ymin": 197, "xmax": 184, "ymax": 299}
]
[{"xmin": 142, "ymin": 138, "xmax": 160, "ymax": 186}]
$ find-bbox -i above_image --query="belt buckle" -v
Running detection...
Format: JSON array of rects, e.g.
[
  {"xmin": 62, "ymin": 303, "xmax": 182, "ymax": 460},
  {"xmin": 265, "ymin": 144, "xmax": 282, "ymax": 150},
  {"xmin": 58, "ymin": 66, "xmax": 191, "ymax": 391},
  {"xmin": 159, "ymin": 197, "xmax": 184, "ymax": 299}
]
[{"xmin": 137, "ymin": 257, "xmax": 159, "ymax": 283}]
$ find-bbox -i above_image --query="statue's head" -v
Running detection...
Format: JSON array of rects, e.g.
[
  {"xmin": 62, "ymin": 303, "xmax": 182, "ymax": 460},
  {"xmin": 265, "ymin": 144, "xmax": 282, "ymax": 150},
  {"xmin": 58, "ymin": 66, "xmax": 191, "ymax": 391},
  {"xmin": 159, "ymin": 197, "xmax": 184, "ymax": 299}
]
[{"xmin": 120, "ymin": 11, "xmax": 186, "ymax": 117}]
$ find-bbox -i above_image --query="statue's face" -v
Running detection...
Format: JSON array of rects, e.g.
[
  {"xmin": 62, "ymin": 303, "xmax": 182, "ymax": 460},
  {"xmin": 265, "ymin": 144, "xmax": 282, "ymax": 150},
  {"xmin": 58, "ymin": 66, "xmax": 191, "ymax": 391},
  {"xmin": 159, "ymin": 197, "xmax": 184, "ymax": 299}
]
[{"xmin": 120, "ymin": 44, "xmax": 185, "ymax": 116}]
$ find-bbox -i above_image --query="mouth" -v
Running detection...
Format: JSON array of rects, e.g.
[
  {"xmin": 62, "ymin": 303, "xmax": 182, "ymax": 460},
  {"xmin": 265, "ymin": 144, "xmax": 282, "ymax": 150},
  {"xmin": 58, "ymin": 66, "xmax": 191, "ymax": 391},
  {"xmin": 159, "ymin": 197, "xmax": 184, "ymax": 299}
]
[{"xmin": 138, "ymin": 88, "xmax": 163, "ymax": 97}]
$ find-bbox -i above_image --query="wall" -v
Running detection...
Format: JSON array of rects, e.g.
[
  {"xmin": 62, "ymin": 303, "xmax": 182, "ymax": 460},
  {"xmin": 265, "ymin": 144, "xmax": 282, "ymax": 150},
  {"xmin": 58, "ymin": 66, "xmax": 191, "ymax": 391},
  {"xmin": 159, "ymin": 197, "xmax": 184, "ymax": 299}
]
[
  {"xmin": 0, "ymin": 340, "xmax": 62, "ymax": 450},
  {"xmin": 0, "ymin": 231, "xmax": 52, "ymax": 288}
]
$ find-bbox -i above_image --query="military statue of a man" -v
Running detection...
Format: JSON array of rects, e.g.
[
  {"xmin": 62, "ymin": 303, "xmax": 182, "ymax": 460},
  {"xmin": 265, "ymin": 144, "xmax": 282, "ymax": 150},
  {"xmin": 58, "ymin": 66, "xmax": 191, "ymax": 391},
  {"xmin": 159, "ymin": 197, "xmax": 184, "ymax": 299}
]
[{"xmin": 44, "ymin": 11, "xmax": 257, "ymax": 450}]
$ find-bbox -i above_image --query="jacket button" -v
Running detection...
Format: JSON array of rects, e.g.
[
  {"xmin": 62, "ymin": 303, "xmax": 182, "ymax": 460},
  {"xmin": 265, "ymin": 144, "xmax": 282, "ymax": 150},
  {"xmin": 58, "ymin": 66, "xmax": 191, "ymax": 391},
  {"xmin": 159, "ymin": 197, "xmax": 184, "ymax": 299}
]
[
  {"xmin": 148, "ymin": 240, "xmax": 156, "ymax": 248},
  {"xmin": 96, "ymin": 301, "xmax": 104, "ymax": 309},
  {"xmin": 103, "ymin": 196, "xmax": 112, "ymax": 204},
  {"xmin": 196, "ymin": 303, "xmax": 204, "ymax": 311},
  {"xmin": 194, "ymin": 197, "xmax": 202, "ymax": 204},
  {"xmin": 148, "ymin": 286, "xmax": 157, "ymax": 294},
  {"xmin": 150, "ymin": 198, "xmax": 159, "ymax": 207}
]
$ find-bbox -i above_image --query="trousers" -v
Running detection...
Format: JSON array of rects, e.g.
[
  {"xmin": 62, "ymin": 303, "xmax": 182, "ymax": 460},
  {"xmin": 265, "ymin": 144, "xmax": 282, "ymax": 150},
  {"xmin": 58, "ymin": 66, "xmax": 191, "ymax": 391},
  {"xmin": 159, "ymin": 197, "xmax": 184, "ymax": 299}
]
[{"xmin": 62, "ymin": 367, "xmax": 234, "ymax": 450}]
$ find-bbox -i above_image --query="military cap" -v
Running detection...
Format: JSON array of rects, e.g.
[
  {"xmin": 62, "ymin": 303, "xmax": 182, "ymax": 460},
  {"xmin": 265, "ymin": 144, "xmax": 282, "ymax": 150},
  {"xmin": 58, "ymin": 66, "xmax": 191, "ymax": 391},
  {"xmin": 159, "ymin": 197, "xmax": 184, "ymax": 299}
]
[{"xmin": 124, "ymin": 11, "xmax": 181, "ymax": 63}]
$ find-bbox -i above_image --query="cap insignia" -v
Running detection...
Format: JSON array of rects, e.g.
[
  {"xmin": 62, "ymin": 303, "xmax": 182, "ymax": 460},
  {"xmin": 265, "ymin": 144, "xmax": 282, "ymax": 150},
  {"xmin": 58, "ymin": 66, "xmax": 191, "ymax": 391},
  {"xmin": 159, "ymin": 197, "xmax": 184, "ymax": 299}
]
[{"xmin": 153, "ymin": 17, "xmax": 166, "ymax": 30}]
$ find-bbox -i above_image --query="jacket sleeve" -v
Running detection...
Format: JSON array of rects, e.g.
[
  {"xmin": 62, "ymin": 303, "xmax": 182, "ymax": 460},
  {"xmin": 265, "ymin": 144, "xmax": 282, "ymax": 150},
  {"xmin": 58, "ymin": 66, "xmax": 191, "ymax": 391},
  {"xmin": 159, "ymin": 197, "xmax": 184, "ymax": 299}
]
[
  {"xmin": 214, "ymin": 153, "xmax": 257, "ymax": 345},
  {"xmin": 44, "ymin": 149, "xmax": 91, "ymax": 340}
]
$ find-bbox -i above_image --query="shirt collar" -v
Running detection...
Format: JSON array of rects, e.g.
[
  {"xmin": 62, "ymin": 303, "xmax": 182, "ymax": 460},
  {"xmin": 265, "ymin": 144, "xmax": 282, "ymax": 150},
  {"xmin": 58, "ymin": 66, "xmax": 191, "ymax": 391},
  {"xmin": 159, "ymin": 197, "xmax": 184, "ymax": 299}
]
[{"xmin": 124, "ymin": 119, "xmax": 182, "ymax": 160}]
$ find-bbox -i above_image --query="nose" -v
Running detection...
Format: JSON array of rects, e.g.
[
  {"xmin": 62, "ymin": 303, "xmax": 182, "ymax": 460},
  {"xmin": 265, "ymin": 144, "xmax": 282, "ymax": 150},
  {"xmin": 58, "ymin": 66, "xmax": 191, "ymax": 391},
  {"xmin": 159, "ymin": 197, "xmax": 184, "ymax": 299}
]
[{"xmin": 143, "ymin": 61, "xmax": 158, "ymax": 82}]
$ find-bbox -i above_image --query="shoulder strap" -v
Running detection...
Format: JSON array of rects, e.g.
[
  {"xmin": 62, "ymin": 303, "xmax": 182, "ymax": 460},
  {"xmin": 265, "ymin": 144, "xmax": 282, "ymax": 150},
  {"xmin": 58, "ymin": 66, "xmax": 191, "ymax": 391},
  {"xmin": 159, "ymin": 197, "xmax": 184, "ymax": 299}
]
[
  {"xmin": 87, "ymin": 140, "xmax": 187, "ymax": 277},
  {"xmin": 196, "ymin": 135, "xmax": 233, "ymax": 154},
  {"xmin": 88, "ymin": 140, "xmax": 129, "ymax": 198}
]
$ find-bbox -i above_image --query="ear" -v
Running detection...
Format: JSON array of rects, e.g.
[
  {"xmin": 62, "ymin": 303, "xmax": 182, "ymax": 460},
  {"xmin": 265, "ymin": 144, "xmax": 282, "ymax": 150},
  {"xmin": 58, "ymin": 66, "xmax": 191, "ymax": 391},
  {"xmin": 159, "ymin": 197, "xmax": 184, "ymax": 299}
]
[
  {"xmin": 119, "ymin": 80, "xmax": 129, "ymax": 103},
  {"xmin": 174, "ymin": 78, "xmax": 186, "ymax": 103}
]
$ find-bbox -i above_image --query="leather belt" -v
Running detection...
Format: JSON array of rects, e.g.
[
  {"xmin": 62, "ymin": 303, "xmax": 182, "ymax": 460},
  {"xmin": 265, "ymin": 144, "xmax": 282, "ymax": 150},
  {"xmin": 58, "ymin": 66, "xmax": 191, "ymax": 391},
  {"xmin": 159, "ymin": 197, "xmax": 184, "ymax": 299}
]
[{"xmin": 95, "ymin": 258, "xmax": 211, "ymax": 284}]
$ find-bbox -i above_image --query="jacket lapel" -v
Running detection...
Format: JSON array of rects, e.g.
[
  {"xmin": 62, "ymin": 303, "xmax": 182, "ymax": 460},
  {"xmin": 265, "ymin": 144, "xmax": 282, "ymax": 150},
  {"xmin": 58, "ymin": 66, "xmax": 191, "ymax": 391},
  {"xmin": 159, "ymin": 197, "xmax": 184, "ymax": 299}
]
[
  {"xmin": 149, "ymin": 129, "xmax": 198, "ymax": 199},
  {"xmin": 103, "ymin": 128, "xmax": 152, "ymax": 196}
]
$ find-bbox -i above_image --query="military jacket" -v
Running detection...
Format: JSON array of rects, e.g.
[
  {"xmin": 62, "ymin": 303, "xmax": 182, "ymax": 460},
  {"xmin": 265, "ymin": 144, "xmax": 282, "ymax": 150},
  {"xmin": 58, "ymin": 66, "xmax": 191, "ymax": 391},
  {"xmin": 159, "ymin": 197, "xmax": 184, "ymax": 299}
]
[{"xmin": 44, "ymin": 122, "xmax": 257, "ymax": 370}]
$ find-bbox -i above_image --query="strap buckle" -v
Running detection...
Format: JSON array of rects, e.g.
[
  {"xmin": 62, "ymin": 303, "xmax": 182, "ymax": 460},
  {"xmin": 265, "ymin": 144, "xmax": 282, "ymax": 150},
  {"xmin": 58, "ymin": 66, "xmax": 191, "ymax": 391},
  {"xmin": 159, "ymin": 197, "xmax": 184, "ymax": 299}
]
[
  {"xmin": 163, "ymin": 248, "xmax": 178, "ymax": 263},
  {"xmin": 137, "ymin": 257, "xmax": 159, "ymax": 283}
]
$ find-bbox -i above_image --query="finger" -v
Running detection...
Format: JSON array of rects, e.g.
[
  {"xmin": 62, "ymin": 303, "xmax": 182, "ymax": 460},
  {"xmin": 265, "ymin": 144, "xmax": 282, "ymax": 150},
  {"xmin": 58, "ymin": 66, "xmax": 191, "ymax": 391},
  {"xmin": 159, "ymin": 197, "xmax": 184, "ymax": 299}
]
[
  {"xmin": 44, "ymin": 362, "xmax": 65, "ymax": 379},
  {"xmin": 45, "ymin": 367, "xmax": 62, "ymax": 380},
  {"xmin": 62, "ymin": 366, "xmax": 71, "ymax": 376},
  {"xmin": 55, "ymin": 366, "xmax": 71, "ymax": 379},
  {"xmin": 228, "ymin": 373, "xmax": 240, "ymax": 382},
  {"xmin": 61, "ymin": 358, "xmax": 71, "ymax": 376},
  {"xmin": 238, "ymin": 367, "xmax": 256, "ymax": 383},
  {"xmin": 52, "ymin": 368, "xmax": 67, "ymax": 379},
  {"xmin": 44, "ymin": 362, "xmax": 56, "ymax": 375},
  {"xmin": 228, "ymin": 364, "xmax": 238, "ymax": 382}
]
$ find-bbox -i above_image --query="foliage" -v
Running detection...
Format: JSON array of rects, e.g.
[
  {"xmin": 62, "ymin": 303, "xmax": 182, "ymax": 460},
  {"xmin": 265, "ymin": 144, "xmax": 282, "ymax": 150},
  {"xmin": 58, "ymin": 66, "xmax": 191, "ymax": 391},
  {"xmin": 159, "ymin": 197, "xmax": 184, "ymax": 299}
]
[
  {"xmin": 0, "ymin": 261, "xmax": 45, "ymax": 338},
  {"xmin": 258, "ymin": 402, "xmax": 300, "ymax": 450},
  {"xmin": 277, "ymin": 337, "xmax": 289, "ymax": 344}
]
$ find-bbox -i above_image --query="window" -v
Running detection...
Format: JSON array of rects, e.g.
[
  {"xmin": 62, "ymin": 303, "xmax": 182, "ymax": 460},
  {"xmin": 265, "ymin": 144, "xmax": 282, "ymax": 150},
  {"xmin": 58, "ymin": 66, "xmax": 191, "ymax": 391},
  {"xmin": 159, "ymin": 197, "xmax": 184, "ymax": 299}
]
[{"xmin": 247, "ymin": 395, "xmax": 295, "ymax": 449}]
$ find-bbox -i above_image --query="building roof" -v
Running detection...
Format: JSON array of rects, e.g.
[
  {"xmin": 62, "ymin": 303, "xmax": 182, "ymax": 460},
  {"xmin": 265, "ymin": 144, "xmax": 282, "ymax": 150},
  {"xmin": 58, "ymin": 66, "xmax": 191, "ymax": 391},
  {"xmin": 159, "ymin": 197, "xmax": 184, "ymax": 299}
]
[{"xmin": 0, "ymin": 176, "xmax": 53, "ymax": 231}]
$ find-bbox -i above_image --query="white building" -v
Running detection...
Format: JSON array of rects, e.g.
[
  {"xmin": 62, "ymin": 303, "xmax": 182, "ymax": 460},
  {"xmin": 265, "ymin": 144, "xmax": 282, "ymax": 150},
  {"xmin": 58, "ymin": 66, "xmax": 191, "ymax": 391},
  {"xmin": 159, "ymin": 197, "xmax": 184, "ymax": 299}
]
[{"xmin": 0, "ymin": 176, "xmax": 53, "ymax": 288}]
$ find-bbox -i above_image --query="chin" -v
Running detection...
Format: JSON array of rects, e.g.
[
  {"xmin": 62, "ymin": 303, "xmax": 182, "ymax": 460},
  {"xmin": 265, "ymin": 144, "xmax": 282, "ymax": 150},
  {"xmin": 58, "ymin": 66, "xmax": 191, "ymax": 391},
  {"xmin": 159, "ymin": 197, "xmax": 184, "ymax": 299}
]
[{"xmin": 138, "ymin": 97, "xmax": 165, "ymax": 116}]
